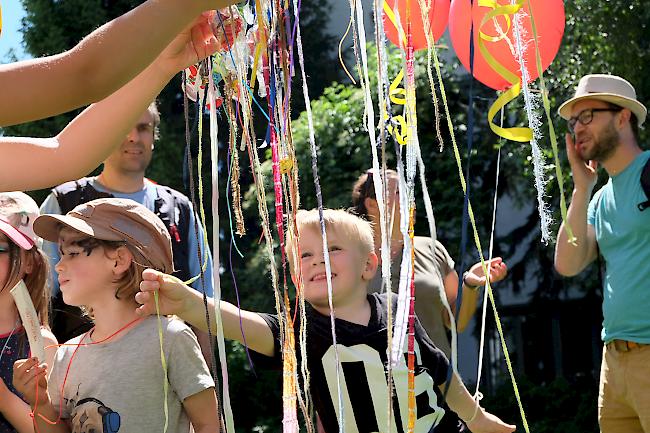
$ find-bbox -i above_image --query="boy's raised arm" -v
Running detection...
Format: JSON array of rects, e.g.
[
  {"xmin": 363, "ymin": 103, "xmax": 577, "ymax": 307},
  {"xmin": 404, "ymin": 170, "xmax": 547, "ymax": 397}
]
[{"xmin": 137, "ymin": 269, "xmax": 276, "ymax": 357}]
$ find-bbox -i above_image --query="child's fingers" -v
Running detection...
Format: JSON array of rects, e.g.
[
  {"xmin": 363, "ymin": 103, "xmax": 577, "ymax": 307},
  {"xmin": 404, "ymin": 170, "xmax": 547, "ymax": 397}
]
[
  {"xmin": 13, "ymin": 359, "xmax": 46, "ymax": 389},
  {"xmin": 142, "ymin": 268, "xmax": 162, "ymax": 282},
  {"xmin": 14, "ymin": 357, "xmax": 39, "ymax": 375},
  {"xmin": 140, "ymin": 279, "xmax": 161, "ymax": 293},
  {"xmin": 135, "ymin": 290, "xmax": 152, "ymax": 305},
  {"xmin": 135, "ymin": 302, "xmax": 154, "ymax": 316},
  {"xmin": 135, "ymin": 289, "xmax": 152, "ymax": 302}
]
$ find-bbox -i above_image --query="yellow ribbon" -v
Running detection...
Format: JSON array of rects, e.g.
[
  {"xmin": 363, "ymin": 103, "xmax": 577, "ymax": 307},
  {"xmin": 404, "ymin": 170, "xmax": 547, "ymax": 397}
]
[
  {"xmin": 250, "ymin": 0, "xmax": 267, "ymax": 89},
  {"xmin": 382, "ymin": 2, "xmax": 419, "ymax": 146},
  {"xmin": 0, "ymin": 3, "xmax": 3, "ymax": 36},
  {"xmin": 386, "ymin": 70, "xmax": 410, "ymax": 145},
  {"xmin": 477, "ymin": 0, "xmax": 532, "ymax": 143},
  {"xmin": 382, "ymin": 1, "xmax": 408, "ymax": 47}
]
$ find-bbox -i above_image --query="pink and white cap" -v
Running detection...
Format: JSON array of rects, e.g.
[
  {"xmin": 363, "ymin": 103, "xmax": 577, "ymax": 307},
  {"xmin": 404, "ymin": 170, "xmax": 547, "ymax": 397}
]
[{"xmin": 0, "ymin": 192, "xmax": 40, "ymax": 250}]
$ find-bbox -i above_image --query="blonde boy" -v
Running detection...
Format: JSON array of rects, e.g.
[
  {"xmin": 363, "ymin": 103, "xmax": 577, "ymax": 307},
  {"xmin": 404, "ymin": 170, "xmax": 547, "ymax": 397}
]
[
  {"xmin": 13, "ymin": 198, "xmax": 218, "ymax": 433},
  {"xmin": 137, "ymin": 209, "xmax": 515, "ymax": 433}
]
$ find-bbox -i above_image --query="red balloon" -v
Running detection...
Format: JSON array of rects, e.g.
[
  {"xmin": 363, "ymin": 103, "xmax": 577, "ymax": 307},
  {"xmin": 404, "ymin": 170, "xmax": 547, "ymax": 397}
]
[
  {"xmin": 383, "ymin": 0, "xmax": 451, "ymax": 51},
  {"xmin": 448, "ymin": 0, "xmax": 565, "ymax": 90}
]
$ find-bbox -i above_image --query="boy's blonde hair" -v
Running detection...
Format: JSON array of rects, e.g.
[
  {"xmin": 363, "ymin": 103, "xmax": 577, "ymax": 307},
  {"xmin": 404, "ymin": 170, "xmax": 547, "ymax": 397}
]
[{"xmin": 286, "ymin": 209, "xmax": 375, "ymax": 271}]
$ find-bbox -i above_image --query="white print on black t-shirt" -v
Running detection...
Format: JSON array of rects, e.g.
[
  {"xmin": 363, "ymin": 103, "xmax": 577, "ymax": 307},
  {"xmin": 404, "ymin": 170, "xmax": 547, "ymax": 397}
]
[{"xmin": 322, "ymin": 340, "xmax": 445, "ymax": 433}]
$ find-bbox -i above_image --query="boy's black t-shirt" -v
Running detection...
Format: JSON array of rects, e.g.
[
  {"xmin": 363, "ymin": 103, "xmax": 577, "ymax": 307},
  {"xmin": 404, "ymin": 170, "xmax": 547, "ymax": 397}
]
[{"xmin": 253, "ymin": 292, "xmax": 465, "ymax": 433}]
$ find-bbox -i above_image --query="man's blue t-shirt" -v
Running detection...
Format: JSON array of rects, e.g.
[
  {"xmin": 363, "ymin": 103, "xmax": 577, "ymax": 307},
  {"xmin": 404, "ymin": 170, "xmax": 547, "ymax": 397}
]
[
  {"xmin": 588, "ymin": 150, "xmax": 650, "ymax": 343},
  {"xmin": 40, "ymin": 178, "xmax": 214, "ymax": 297}
]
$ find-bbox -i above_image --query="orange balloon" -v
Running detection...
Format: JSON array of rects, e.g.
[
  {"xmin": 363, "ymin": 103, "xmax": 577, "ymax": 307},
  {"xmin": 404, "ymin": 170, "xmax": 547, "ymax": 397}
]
[
  {"xmin": 449, "ymin": 0, "xmax": 565, "ymax": 90},
  {"xmin": 383, "ymin": 0, "xmax": 450, "ymax": 51}
]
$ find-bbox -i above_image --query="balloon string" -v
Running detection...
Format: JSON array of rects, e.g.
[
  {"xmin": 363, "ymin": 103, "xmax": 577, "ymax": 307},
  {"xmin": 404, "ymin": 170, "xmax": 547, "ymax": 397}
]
[
  {"xmin": 473, "ymin": 107, "xmax": 504, "ymax": 418},
  {"xmin": 428, "ymin": 39, "xmax": 532, "ymax": 433}
]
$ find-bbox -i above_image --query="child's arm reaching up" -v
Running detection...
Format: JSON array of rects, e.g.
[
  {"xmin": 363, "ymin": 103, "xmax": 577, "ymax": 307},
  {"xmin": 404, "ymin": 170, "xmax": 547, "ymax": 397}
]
[
  {"xmin": 12, "ymin": 358, "xmax": 70, "ymax": 433},
  {"xmin": 136, "ymin": 269, "xmax": 276, "ymax": 357},
  {"xmin": 441, "ymin": 373, "xmax": 516, "ymax": 433}
]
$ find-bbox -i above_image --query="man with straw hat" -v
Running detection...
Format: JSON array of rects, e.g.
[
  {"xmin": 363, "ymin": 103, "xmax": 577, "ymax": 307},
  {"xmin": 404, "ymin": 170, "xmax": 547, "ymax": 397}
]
[{"xmin": 554, "ymin": 74, "xmax": 649, "ymax": 432}]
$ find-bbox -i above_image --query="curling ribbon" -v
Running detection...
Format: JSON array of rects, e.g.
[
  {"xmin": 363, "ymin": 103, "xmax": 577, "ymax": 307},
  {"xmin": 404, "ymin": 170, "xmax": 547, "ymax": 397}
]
[
  {"xmin": 383, "ymin": 2, "xmax": 411, "ymax": 146},
  {"xmin": 478, "ymin": 0, "xmax": 533, "ymax": 143},
  {"xmin": 386, "ymin": 69, "xmax": 410, "ymax": 145},
  {"xmin": 426, "ymin": 39, "xmax": 532, "ymax": 433}
]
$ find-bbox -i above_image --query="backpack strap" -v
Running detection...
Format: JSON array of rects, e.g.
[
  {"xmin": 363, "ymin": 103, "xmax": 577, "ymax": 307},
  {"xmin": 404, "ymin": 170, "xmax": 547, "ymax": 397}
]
[
  {"xmin": 152, "ymin": 185, "xmax": 193, "ymax": 283},
  {"xmin": 52, "ymin": 178, "xmax": 113, "ymax": 214},
  {"xmin": 638, "ymin": 156, "xmax": 650, "ymax": 211}
]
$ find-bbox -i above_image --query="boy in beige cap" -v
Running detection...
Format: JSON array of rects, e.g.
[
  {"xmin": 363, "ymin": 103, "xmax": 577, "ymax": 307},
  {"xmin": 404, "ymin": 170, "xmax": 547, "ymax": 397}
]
[
  {"xmin": 555, "ymin": 74, "xmax": 650, "ymax": 432},
  {"xmin": 13, "ymin": 198, "xmax": 218, "ymax": 433}
]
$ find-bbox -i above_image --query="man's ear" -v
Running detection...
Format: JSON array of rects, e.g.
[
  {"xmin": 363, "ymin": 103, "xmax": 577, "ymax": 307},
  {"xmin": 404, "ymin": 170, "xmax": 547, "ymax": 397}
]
[
  {"xmin": 112, "ymin": 246, "xmax": 134, "ymax": 275},
  {"xmin": 362, "ymin": 251, "xmax": 379, "ymax": 281},
  {"xmin": 618, "ymin": 108, "xmax": 632, "ymax": 129}
]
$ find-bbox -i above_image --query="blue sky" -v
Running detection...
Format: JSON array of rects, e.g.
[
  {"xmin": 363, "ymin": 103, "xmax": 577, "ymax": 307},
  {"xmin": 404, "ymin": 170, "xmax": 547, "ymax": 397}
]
[{"xmin": 1, "ymin": 1, "xmax": 30, "ymax": 61}]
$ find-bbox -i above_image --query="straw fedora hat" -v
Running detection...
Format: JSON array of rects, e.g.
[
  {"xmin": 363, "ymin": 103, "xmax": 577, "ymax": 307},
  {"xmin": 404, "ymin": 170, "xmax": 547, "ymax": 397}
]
[{"xmin": 558, "ymin": 74, "xmax": 647, "ymax": 126}]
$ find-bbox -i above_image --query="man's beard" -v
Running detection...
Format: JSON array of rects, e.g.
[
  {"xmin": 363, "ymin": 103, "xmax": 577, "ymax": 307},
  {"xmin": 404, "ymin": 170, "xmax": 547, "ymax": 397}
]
[{"xmin": 582, "ymin": 121, "xmax": 619, "ymax": 162}]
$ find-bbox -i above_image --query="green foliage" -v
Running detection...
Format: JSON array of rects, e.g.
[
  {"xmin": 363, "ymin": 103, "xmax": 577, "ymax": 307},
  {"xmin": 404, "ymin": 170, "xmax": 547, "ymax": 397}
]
[
  {"xmin": 10, "ymin": 0, "xmax": 650, "ymax": 430},
  {"xmin": 223, "ymin": 341, "xmax": 283, "ymax": 433},
  {"xmin": 549, "ymin": 1, "xmax": 650, "ymax": 111},
  {"xmin": 482, "ymin": 376, "xmax": 598, "ymax": 433}
]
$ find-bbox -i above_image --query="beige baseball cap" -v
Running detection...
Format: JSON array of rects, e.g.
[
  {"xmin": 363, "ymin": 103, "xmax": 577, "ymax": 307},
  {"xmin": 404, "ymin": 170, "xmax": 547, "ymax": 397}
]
[
  {"xmin": 0, "ymin": 192, "xmax": 41, "ymax": 250},
  {"xmin": 34, "ymin": 198, "xmax": 174, "ymax": 273},
  {"xmin": 558, "ymin": 74, "xmax": 647, "ymax": 126}
]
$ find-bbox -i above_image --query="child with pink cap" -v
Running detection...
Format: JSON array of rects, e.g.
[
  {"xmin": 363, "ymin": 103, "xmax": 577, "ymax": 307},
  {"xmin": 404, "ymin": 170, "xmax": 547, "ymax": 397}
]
[{"xmin": 0, "ymin": 192, "xmax": 58, "ymax": 433}]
